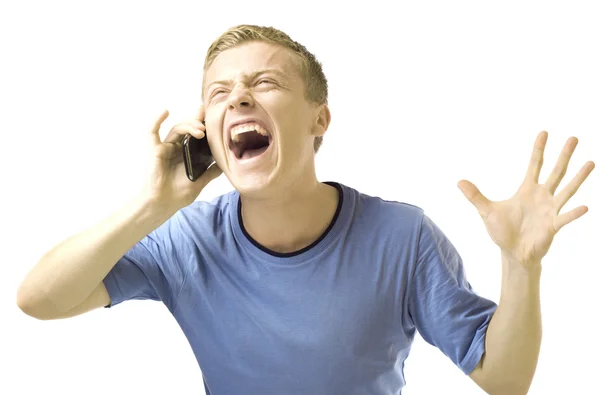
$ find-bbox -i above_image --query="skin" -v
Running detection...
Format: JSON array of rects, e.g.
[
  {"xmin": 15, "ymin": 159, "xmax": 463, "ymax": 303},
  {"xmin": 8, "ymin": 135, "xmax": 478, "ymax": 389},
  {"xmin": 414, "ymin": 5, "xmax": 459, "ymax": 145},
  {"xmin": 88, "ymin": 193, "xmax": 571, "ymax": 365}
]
[
  {"xmin": 461, "ymin": 132, "xmax": 595, "ymax": 393},
  {"xmin": 201, "ymin": 42, "xmax": 597, "ymax": 392},
  {"xmin": 201, "ymin": 41, "xmax": 338, "ymax": 253},
  {"xmin": 17, "ymin": 37, "xmax": 595, "ymax": 394}
]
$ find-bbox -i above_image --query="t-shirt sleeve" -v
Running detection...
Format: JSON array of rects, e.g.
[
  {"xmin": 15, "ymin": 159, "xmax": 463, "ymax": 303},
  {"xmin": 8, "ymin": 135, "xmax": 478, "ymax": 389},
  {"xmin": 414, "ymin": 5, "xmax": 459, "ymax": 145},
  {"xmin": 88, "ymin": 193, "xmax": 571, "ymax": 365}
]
[
  {"xmin": 407, "ymin": 213, "xmax": 498, "ymax": 375},
  {"xmin": 102, "ymin": 213, "xmax": 189, "ymax": 311}
]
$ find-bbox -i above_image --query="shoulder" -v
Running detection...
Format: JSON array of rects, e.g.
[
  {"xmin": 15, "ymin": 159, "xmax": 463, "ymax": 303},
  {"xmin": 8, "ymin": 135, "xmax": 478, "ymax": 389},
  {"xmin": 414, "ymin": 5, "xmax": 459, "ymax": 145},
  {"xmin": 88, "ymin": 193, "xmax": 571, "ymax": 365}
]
[
  {"xmin": 341, "ymin": 183, "xmax": 426, "ymax": 230},
  {"xmin": 350, "ymin": 186, "xmax": 450, "ymax": 246},
  {"xmin": 176, "ymin": 190, "xmax": 236, "ymax": 225},
  {"xmin": 147, "ymin": 189, "xmax": 237, "ymax": 245}
]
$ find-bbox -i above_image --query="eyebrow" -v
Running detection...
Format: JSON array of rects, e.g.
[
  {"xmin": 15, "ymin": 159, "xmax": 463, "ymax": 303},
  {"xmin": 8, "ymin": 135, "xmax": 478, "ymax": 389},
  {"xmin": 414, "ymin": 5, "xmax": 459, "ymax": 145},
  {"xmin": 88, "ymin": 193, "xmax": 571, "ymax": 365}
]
[{"xmin": 206, "ymin": 68, "xmax": 289, "ymax": 91}]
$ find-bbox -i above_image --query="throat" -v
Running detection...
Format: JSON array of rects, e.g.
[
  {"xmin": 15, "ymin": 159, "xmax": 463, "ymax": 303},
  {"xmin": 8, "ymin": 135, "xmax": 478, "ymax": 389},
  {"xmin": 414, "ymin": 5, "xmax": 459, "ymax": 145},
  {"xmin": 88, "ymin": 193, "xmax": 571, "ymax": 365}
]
[
  {"xmin": 239, "ymin": 183, "xmax": 340, "ymax": 254},
  {"xmin": 232, "ymin": 130, "xmax": 271, "ymax": 159},
  {"xmin": 240, "ymin": 145, "xmax": 269, "ymax": 160}
]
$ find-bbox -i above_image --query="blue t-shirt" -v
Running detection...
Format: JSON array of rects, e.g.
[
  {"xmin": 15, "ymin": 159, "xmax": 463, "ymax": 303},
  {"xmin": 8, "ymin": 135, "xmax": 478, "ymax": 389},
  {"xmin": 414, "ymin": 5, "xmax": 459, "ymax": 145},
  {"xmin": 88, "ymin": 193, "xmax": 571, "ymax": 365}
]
[{"xmin": 103, "ymin": 181, "xmax": 497, "ymax": 394}]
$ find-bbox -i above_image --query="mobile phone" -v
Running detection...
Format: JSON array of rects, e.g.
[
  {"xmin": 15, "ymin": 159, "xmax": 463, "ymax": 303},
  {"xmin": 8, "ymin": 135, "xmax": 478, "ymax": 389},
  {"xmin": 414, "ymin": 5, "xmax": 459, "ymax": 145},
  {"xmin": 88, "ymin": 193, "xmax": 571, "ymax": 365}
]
[{"xmin": 182, "ymin": 122, "xmax": 214, "ymax": 182}]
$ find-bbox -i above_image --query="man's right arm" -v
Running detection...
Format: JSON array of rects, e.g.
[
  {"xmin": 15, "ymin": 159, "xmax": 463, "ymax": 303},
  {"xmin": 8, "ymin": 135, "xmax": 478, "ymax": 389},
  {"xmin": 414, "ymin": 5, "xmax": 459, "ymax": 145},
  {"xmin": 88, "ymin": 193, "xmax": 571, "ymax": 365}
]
[
  {"xmin": 16, "ymin": 195, "xmax": 176, "ymax": 320},
  {"xmin": 17, "ymin": 108, "xmax": 221, "ymax": 320}
]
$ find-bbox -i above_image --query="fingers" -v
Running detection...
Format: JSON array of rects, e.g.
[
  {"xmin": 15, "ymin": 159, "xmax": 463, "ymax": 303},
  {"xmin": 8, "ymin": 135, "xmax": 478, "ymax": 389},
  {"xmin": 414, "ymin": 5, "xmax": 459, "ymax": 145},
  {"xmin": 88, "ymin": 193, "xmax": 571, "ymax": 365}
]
[
  {"xmin": 543, "ymin": 136, "xmax": 578, "ymax": 194},
  {"xmin": 457, "ymin": 180, "xmax": 491, "ymax": 217},
  {"xmin": 554, "ymin": 205, "xmax": 589, "ymax": 232},
  {"xmin": 555, "ymin": 160, "xmax": 596, "ymax": 210},
  {"xmin": 149, "ymin": 109, "xmax": 208, "ymax": 147},
  {"xmin": 163, "ymin": 122, "xmax": 206, "ymax": 144},
  {"xmin": 150, "ymin": 109, "xmax": 170, "ymax": 146},
  {"xmin": 525, "ymin": 131, "xmax": 548, "ymax": 184}
]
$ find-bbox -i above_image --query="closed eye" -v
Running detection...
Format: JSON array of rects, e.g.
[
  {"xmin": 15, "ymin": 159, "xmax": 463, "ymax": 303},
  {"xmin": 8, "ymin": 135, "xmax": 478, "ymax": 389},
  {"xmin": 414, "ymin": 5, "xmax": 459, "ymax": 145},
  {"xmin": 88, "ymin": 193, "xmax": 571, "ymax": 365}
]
[
  {"xmin": 256, "ymin": 79, "xmax": 275, "ymax": 86},
  {"xmin": 210, "ymin": 89, "xmax": 228, "ymax": 100}
]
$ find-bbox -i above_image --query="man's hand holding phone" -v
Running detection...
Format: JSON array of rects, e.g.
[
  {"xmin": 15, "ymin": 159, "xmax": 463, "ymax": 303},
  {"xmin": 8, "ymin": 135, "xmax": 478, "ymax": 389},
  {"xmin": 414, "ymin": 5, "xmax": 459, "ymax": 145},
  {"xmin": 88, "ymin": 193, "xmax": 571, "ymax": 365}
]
[{"xmin": 141, "ymin": 106, "xmax": 221, "ymax": 212}]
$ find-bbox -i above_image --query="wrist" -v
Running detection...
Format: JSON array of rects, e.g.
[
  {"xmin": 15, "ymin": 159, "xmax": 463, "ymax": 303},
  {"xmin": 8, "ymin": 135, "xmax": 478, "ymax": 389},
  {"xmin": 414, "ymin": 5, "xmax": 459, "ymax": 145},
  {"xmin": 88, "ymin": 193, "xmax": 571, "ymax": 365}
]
[
  {"xmin": 500, "ymin": 250, "xmax": 542, "ymax": 298},
  {"xmin": 501, "ymin": 250, "xmax": 542, "ymax": 272}
]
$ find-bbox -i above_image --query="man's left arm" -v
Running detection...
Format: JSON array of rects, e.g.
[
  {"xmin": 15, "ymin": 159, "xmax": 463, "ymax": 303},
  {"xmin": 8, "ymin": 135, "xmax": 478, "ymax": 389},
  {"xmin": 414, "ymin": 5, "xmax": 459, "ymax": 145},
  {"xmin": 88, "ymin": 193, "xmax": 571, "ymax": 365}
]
[
  {"xmin": 468, "ymin": 254, "xmax": 542, "ymax": 394},
  {"xmin": 457, "ymin": 131, "xmax": 594, "ymax": 394}
]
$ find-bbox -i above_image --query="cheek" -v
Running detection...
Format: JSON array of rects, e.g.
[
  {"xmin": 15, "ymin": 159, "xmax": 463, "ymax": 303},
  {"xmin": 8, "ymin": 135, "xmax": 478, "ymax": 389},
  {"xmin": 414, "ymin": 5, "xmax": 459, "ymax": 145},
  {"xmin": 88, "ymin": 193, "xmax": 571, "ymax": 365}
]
[
  {"xmin": 269, "ymin": 100, "xmax": 306, "ymax": 128},
  {"xmin": 205, "ymin": 107, "xmax": 226, "ymax": 144},
  {"xmin": 276, "ymin": 108, "xmax": 314, "ymax": 142},
  {"xmin": 206, "ymin": 128, "xmax": 222, "ymax": 153},
  {"xmin": 204, "ymin": 123, "xmax": 227, "ymax": 165}
]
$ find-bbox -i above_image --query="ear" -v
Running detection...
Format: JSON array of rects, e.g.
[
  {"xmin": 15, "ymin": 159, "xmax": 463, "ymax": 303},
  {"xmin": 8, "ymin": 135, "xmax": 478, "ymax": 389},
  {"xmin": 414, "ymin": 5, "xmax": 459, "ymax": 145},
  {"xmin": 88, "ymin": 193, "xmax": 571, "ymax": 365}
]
[{"xmin": 311, "ymin": 104, "xmax": 331, "ymax": 137}]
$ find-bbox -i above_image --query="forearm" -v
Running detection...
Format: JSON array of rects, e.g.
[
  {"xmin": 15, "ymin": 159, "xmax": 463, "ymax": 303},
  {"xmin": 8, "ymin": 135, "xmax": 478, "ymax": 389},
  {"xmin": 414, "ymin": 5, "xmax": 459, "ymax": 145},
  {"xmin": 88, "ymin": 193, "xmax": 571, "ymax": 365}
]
[
  {"xmin": 476, "ymin": 251, "xmax": 543, "ymax": 394},
  {"xmin": 17, "ymin": 195, "xmax": 175, "ymax": 314}
]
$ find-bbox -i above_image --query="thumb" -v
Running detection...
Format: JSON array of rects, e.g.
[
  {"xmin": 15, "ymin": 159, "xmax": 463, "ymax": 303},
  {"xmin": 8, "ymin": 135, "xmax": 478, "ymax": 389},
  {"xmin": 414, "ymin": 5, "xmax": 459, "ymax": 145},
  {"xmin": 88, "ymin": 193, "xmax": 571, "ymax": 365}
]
[{"xmin": 457, "ymin": 180, "xmax": 491, "ymax": 216}]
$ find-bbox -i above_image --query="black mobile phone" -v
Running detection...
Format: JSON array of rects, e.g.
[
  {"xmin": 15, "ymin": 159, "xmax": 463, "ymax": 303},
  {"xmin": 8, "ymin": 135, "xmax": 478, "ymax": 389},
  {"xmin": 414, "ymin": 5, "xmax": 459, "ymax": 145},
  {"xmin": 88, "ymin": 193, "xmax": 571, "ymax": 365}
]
[{"xmin": 182, "ymin": 122, "xmax": 214, "ymax": 182}]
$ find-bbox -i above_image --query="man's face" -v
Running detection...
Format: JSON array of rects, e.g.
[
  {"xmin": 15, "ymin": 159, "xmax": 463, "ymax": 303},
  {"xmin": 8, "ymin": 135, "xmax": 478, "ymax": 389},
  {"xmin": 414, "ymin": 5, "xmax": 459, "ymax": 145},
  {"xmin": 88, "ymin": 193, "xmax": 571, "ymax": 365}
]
[{"xmin": 203, "ymin": 41, "xmax": 328, "ymax": 196}]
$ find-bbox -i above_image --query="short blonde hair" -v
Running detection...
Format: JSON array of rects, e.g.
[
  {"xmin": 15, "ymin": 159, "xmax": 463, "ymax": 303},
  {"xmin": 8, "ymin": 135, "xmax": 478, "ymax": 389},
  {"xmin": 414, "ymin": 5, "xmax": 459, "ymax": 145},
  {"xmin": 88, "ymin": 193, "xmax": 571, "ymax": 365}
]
[{"xmin": 203, "ymin": 24, "xmax": 328, "ymax": 153}]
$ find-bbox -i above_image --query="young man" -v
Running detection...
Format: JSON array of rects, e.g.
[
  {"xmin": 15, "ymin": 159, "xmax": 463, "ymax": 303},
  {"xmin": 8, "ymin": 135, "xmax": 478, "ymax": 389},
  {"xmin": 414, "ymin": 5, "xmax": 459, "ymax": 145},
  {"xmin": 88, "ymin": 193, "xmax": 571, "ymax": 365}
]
[{"xmin": 17, "ymin": 25, "xmax": 594, "ymax": 394}]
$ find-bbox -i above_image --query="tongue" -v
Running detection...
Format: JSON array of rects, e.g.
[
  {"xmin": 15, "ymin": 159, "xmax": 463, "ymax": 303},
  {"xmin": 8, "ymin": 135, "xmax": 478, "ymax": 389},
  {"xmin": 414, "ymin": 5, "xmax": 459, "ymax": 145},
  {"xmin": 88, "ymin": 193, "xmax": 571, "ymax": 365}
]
[{"xmin": 241, "ymin": 145, "xmax": 268, "ymax": 160}]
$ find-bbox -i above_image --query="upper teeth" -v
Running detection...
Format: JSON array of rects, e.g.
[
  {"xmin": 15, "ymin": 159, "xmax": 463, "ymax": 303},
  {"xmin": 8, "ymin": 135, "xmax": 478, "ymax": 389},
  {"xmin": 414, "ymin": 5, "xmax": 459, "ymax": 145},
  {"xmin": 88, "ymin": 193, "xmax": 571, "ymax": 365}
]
[{"xmin": 231, "ymin": 123, "xmax": 269, "ymax": 142}]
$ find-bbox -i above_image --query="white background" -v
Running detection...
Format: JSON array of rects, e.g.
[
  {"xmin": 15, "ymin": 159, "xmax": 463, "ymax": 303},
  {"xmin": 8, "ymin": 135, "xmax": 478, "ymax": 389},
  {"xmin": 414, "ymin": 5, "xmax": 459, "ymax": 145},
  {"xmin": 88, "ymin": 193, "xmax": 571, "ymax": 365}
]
[{"xmin": 1, "ymin": 1, "xmax": 598, "ymax": 394}]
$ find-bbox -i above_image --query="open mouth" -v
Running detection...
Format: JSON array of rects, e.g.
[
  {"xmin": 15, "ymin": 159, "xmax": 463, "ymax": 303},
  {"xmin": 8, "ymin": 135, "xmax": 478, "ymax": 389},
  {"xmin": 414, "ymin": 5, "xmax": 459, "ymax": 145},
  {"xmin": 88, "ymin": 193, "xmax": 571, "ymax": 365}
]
[{"xmin": 229, "ymin": 124, "xmax": 272, "ymax": 160}]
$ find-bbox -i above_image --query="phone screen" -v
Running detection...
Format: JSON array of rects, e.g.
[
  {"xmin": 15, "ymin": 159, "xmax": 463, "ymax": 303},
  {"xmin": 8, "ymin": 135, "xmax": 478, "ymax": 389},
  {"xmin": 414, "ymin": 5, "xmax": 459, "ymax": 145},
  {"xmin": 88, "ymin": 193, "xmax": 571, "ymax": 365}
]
[{"xmin": 182, "ymin": 133, "xmax": 214, "ymax": 181}]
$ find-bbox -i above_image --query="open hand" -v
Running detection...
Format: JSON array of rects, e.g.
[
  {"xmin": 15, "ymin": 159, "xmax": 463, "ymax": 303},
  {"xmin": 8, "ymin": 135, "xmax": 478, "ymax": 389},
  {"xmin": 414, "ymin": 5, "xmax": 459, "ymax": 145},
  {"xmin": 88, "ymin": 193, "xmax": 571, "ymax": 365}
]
[{"xmin": 458, "ymin": 131, "xmax": 595, "ymax": 266}]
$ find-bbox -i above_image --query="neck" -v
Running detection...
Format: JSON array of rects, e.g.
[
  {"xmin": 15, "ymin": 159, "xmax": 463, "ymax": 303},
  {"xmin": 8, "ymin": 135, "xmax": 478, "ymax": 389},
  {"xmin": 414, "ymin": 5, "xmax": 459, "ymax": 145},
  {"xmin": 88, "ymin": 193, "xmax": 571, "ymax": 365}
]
[{"xmin": 239, "ymin": 178, "xmax": 339, "ymax": 254}]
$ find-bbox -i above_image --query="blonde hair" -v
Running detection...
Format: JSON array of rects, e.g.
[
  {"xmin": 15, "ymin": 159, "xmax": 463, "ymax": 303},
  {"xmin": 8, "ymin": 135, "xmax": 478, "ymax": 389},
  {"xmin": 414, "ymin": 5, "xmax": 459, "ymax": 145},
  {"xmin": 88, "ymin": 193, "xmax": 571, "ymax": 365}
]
[{"xmin": 203, "ymin": 24, "xmax": 328, "ymax": 153}]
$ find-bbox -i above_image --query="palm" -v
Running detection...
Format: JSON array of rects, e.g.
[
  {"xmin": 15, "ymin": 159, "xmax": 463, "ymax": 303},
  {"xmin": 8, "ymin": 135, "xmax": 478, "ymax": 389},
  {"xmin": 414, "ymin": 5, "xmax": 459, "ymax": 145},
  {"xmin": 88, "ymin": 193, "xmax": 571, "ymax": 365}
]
[
  {"xmin": 458, "ymin": 132, "xmax": 595, "ymax": 265},
  {"xmin": 481, "ymin": 184, "xmax": 556, "ymax": 263}
]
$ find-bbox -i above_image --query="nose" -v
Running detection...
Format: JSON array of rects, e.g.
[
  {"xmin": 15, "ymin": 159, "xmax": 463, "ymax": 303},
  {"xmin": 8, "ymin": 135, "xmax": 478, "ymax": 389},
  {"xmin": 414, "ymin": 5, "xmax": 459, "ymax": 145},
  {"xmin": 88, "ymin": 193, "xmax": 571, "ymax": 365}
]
[{"xmin": 227, "ymin": 83, "xmax": 254, "ymax": 110}]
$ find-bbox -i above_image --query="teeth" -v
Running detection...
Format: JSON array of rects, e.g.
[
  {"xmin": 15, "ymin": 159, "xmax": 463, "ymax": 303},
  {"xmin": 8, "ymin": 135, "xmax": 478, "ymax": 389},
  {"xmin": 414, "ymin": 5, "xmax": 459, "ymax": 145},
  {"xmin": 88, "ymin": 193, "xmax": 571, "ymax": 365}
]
[{"xmin": 231, "ymin": 123, "xmax": 269, "ymax": 142}]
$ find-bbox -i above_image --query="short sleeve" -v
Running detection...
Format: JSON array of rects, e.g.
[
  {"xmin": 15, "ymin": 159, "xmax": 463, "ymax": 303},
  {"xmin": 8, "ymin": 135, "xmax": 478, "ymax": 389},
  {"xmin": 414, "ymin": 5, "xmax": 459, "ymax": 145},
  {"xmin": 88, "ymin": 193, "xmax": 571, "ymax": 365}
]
[
  {"xmin": 408, "ymin": 214, "xmax": 497, "ymax": 375},
  {"xmin": 102, "ymin": 213, "xmax": 189, "ymax": 311}
]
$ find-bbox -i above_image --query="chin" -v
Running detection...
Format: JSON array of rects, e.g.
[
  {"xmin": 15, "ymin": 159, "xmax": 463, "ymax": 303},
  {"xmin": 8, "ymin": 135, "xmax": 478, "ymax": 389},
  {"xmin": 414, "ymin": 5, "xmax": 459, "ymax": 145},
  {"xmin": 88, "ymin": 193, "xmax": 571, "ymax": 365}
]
[
  {"xmin": 226, "ymin": 167, "xmax": 280, "ymax": 199},
  {"xmin": 224, "ymin": 138, "xmax": 281, "ymax": 198}
]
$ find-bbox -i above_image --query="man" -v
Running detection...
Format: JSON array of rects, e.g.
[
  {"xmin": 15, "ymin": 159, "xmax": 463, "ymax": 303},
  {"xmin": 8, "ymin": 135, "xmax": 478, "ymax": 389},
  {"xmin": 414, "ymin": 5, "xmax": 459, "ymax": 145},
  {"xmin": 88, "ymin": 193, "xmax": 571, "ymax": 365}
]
[{"xmin": 17, "ymin": 24, "xmax": 594, "ymax": 394}]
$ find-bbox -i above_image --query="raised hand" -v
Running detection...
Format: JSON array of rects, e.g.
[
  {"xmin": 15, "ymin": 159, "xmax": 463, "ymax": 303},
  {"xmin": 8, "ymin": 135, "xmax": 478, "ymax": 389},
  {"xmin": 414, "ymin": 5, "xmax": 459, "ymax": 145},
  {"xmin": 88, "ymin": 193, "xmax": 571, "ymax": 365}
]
[
  {"xmin": 457, "ymin": 131, "xmax": 595, "ymax": 266},
  {"xmin": 142, "ymin": 106, "xmax": 222, "ymax": 211}
]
